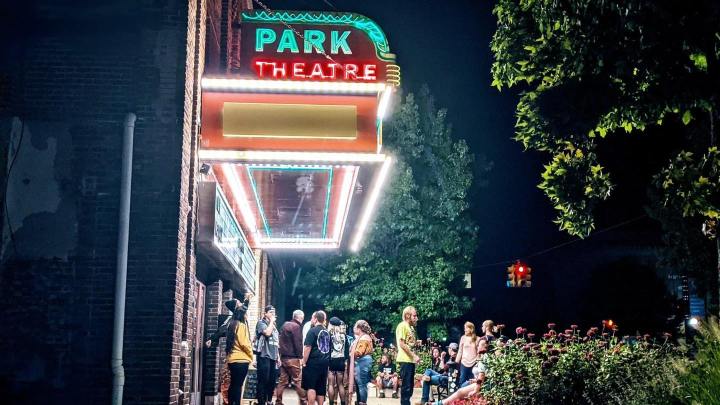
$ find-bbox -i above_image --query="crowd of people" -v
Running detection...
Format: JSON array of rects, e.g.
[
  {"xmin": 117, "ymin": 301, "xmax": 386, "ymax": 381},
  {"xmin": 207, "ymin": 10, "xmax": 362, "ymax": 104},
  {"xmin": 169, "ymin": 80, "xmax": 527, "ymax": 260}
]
[{"xmin": 205, "ymin": 294, "xmax": 496, "ymax": 405}]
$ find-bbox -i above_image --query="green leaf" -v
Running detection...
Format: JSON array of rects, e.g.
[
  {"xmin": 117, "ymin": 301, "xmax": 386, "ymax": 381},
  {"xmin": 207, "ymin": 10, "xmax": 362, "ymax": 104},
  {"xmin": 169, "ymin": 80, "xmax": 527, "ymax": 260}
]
[
  {"xmin": 682, "ymin": 110, "xmax": 693, "ymax": 125},
  {"xmin": 689, "ymin": 53, "xmax": 708, "ymax": 71}
]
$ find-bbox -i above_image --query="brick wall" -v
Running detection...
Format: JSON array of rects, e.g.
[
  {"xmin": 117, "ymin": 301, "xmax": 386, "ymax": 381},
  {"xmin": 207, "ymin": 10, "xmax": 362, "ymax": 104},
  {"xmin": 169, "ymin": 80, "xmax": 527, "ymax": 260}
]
[{"xmin": 0, "ymin": 0, "xmax": 208, "ymax": 404}]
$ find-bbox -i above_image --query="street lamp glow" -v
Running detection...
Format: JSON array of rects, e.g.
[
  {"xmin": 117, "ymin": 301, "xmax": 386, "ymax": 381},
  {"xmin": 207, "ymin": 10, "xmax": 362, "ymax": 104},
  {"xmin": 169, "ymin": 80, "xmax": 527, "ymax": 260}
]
[{"xmin": 688, "ymin": 317, "xmax": 700, "ymax": 329}]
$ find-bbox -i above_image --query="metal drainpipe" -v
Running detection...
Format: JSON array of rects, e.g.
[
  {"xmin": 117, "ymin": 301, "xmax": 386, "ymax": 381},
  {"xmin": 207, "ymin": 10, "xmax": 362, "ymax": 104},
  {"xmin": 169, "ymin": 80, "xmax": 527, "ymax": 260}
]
[{"xmin": 112, "ymin": 113, "xmax": 136, "ymax": 405}]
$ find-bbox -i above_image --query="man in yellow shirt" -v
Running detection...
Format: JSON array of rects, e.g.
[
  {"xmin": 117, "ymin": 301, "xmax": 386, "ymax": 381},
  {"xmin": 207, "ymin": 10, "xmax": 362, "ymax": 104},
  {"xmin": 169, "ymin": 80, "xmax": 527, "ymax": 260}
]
[{"xmin": 395, "ymin": 306, "xmax": 420, "ymax": 405}]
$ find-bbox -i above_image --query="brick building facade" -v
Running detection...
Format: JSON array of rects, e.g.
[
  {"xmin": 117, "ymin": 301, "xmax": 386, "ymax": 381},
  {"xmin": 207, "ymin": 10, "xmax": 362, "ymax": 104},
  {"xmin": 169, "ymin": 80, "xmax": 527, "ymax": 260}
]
[{"xmin": 0, "ymin": 1, "xmax": 282, "ymax": 404}]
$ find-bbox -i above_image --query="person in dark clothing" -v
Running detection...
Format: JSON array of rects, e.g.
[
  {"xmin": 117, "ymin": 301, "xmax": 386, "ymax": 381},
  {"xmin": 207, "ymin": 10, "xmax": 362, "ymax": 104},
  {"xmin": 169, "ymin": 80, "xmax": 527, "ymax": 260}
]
[
  {"xmin": 374, "ymin": 354, "xmax": 399, "ymax": 399},
  {"xmin": 274, "ymin": 309, "xmax": 307, "ymax": 405},
  {"xmin": 302, "ymin": 310, "xmax": 331, "ymax": 405},
  {"xmin": 205, "ymin": 292, "xmax": 253, "ymax": 405},
  {"xmin": 255, "ymin": 305, "xmax": 280, "ymax": 405},
  {"xmin": 327, "ymin": 317, "xmax": 350, "ymax": 405}
]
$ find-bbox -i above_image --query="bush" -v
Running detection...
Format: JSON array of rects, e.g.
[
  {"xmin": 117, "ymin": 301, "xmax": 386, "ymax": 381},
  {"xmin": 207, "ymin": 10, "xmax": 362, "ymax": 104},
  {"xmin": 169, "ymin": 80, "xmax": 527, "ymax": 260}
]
[
  {"xmin": 674, "ymin": 318, "xmax": 720, "ymax": 405},
  {"xmin": 478, "ymin": 325, "xmax": 681, "ymax": 405}
]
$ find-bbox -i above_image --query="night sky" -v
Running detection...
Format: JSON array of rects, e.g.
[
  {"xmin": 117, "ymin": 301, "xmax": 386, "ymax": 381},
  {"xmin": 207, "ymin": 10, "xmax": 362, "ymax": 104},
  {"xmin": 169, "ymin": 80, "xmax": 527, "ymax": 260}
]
[{"xmin": 265, "ymin": 0, "xmax": 678, "ymax": 334}]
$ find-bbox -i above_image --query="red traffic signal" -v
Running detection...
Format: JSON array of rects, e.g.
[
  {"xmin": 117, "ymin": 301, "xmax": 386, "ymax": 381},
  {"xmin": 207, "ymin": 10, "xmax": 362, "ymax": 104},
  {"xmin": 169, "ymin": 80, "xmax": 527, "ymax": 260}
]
[{"xmin": 506, "ymin": 260, "xmax": 532, "ymax": 288}]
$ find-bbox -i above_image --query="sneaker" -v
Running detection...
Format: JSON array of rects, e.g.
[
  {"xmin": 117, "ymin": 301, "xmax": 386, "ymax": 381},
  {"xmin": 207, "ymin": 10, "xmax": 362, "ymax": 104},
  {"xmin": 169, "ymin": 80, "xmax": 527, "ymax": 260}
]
[
  {"xmin": 392, "ymin": 392, "xmax": 398, "ymax": 399},
  {"xmin": 379, "ymin": 392, "xmax": 385, "ymax": 398}
]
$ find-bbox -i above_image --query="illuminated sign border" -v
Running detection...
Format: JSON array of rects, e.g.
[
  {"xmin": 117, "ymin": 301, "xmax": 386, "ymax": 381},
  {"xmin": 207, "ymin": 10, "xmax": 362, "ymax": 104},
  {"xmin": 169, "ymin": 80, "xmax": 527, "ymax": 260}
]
[
  {"xmin": 245, "ymin": 165, "xmax": 334, "ymax": 238},
  {"xmin": 241, "ymin": 10, "xmax": 395, "ymax": 62}
]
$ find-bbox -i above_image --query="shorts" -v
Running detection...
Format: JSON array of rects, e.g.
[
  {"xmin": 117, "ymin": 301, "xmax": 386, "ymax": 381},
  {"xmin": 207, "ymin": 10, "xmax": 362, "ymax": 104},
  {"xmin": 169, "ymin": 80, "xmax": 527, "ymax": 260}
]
[
  {"xmin": 302, "ymin": 363, "xmax": 329, "ymax": 396},
  {"xmin": 329, "ymin": 358, "xmax": 347, "ymax": 372},
  {"xmin": 381, "ymin": 378, "xmax": 395, "ymax": 388}
]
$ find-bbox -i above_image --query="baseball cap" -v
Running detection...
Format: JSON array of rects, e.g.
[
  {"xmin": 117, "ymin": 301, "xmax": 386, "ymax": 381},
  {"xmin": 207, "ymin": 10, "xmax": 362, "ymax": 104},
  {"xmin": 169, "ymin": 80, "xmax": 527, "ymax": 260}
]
[{"xmin": 448, "ymin": 342, "xmax": 459, "ymax": 351}]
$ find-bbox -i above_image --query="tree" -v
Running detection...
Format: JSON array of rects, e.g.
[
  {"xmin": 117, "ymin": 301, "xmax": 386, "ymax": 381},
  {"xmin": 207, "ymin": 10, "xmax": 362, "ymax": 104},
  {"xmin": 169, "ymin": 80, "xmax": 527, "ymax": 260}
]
[
  {"xmin": 296, "ymin": 87, "xmax": 488, "ymax": 334},
  {"xmin": 490, "ymin": 0, "xmax": 720, "ymax": 315}
]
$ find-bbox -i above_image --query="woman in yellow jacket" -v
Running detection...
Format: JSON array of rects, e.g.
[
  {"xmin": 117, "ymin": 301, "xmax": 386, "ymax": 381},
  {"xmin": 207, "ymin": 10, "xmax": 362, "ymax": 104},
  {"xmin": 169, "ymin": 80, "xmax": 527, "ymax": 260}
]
[{"xmin": 206, "ymin": 292, "xmax": 254, "ymax": 405}]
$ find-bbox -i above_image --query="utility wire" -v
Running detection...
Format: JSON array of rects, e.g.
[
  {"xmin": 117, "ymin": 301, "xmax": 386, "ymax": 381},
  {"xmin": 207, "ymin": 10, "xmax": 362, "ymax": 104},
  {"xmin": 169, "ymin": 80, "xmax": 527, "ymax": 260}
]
[
  {"xmin": 3, "ymin": 119, "xmax": 25, "ymax": 260},
  {"xmin": 472, "ymin": 214, "xmax": 649, "ymax": 269},
  {"xmin": 320, "ymin": 0, "xmax": 337, "ymax": 10}
]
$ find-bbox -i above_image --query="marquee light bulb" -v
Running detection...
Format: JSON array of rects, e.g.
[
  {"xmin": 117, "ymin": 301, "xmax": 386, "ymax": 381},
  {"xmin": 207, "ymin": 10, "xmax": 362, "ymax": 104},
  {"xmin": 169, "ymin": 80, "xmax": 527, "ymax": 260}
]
[{"xmin": 202, "ymin": 77, "xmax": 387, "ymax": 95}]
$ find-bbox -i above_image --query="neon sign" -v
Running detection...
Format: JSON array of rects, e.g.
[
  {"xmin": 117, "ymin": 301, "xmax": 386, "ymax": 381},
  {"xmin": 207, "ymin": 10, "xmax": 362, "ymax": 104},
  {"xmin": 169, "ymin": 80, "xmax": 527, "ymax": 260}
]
[
  {"xmin": 253, "ymin": 61, "xmax": 376, "ymax": 81},
  {"xmin": 237, "ymin": 10, "xmax": 400, "ymax": 87},
  {"xmin": 255, "ymin": 28, "xmax": 352, "ymax": 54}
]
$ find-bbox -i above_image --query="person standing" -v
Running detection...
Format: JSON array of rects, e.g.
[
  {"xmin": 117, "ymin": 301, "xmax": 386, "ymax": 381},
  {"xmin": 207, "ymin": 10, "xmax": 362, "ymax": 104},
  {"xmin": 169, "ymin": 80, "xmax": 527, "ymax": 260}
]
[
  {"xmin": 348, "ymin": 320, "xmax": 373, "ymax": 405},
  {"xmin": 274, "ymin": 309, "xmax": 306, "ymax": 405},
  {"xmin": 302, "ymin": 311, "xmax": 331, "ymax": 405},
  {"xmin": 205, "ymin": 292, "xmax": 254, "ymax": 405},
  {"xmin": 396, "ymin": 306, "xmax": 420, "ymax": 405},
  {"xmin": 327, "ymin": 317, "xmax": 350, "ymax": 405},
  {"xmin": 455, "ymin": 322, "xmax": 479, "ymax": 386},
  {"xmin": 255, "ymin": 305, "xmax": 280, "ymax": 405}
]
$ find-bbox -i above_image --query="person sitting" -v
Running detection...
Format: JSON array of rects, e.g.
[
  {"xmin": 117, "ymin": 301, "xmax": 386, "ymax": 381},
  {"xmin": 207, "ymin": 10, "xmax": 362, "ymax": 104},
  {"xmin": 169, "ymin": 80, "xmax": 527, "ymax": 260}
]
[
  {"xmin": 419, "ymin": 343, "xmax": 457, "ymax": 404},
  {"xmin": 374, "ymin": 354, "xmax": 399, "ymax": 398},
  {"xmin": 427, "ymin": 339, "xmax": 493, "ymax": 405}
]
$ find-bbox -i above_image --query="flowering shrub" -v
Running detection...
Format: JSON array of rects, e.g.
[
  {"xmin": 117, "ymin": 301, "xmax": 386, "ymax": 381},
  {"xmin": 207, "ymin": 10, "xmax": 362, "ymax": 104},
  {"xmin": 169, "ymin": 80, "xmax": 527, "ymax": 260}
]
[
  {"xmin": 673, "ymin": 318, "xmax": 720, "ymax": 404},
  {"xmin": 477, "ymin": 324, "xmax": 681, "ymax": 405}
]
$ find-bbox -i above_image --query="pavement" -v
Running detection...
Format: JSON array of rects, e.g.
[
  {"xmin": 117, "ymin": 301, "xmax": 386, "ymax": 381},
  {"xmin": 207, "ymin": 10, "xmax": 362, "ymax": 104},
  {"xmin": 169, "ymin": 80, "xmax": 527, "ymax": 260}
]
[{"xmin": 276, "ymin": 386, "xmax": 425, "ymax": 405}]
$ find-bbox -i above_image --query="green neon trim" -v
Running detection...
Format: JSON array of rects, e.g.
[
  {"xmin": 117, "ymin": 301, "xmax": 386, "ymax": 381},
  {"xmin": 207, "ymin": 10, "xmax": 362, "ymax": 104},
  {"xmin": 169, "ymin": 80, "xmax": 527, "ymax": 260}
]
[
  {"xmin": 322, "ymin": 168, "xmax": 333, "ymax": 238},
  {"xmin": 246, "ymin": 167, "xmax": 272, "ymax": 237},
  {"xmin": 242, "ymin": 10, "xmax": 394, "ymax": 61},
  {"xmin": 247, "ymin": 165, "xmax": 334, "ymax": 238},
  {"xmin": 277, "ymin": 29, "xmax": 300, "ymax": 53},
  {"xmin": 256, "ymin": 28, "xmax": 277, "ymax": 51}
]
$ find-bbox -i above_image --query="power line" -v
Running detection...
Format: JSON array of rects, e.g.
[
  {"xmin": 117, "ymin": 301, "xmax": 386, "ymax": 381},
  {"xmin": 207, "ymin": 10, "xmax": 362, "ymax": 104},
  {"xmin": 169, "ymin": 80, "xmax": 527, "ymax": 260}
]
[
  {"xmin": 472, "ymin": 214, "xmax": 649, "ymax": 269},
  {"xmin": 320, "ymin": 0, "xmax": 337, "ymax": 10}
]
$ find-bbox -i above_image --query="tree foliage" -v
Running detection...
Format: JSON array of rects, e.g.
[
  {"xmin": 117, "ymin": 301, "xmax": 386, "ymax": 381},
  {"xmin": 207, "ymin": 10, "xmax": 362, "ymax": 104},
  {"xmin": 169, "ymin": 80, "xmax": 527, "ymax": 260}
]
[
  {"xmin": 297, "ymin": 87, "xmax": 487, "ymax": 334},
  {"xmin": 491, "ymin": 0, "xmax": 720, "ymax": 237}
]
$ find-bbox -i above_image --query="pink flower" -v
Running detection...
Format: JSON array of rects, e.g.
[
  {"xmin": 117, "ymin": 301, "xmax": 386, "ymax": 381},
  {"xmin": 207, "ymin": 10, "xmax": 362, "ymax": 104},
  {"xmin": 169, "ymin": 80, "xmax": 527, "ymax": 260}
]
[
  {"xmin": 570, "ymin": 324, "xmax": 578, "ymax": 330},
  {"xmin": 543, "ymin": 333, "xmax": 551, "ymax": 339},
  {"xmin": 547, "ymin": 323, "xmax": 557, "ymax": 330},
  {"xmin": 564, "ymin": 329, "xmax": 573, "ymax": 335},
  {"xmin": 527, "ymin": 333, "xmax": 536, "ymax": 340},
  {"xmin": 663, "ymin": 332, "xmax": 672, "ymax": 338},
  {"xmin": 515, "ymin": 326, "xmax": 524, "ymax": 336}
]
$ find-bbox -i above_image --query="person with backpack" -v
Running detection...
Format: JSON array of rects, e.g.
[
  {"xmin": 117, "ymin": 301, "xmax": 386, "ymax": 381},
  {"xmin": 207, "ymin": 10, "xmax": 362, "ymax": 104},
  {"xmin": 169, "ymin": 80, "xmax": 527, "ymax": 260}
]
[
  {"xmin": 205, "ymin": 292, "xmax": 253, "ymax": 405},
  {"xmin": 302, "ymin": 310, "xmax": 331, "ymax": 405},
  {"xmin": 327, "ymin": 317, "xmax": 350, "ymax": 405}
]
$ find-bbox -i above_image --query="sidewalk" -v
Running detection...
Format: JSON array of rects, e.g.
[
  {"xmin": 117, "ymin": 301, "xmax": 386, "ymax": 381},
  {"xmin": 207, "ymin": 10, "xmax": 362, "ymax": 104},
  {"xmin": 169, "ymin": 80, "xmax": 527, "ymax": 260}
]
[{"xmin": 276, "ymin": 386, "xmax": 424, "ymax": 405}]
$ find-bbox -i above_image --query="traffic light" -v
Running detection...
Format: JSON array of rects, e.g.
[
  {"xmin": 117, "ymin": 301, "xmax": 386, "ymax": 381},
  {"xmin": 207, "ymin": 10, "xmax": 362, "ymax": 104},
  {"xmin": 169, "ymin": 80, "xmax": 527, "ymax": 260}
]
[{"xmin": 506, "ymin": 260, "xmax": 532, "ymax": 288}]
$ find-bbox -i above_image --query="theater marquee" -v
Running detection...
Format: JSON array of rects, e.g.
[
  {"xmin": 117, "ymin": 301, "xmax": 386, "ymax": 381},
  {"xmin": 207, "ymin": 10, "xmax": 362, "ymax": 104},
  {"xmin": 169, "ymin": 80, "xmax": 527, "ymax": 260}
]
[{"xmin": 199, "ymin": 10, "xmax": 399, "ymax": 251}]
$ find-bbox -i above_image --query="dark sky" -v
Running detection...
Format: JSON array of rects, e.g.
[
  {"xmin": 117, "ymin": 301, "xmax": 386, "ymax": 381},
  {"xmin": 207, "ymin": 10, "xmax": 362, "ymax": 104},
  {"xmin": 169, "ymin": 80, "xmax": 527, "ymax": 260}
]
[{"xmin": 264, "ymin": 0, "xmax": 677, "ymax": 333}]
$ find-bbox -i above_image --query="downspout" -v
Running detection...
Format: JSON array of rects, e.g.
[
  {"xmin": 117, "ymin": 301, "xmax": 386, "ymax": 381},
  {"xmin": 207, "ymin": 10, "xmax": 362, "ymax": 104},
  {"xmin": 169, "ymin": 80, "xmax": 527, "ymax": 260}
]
[{"xmin": 112, "ymin": 113, "xmax": 136, "ymax": 405}]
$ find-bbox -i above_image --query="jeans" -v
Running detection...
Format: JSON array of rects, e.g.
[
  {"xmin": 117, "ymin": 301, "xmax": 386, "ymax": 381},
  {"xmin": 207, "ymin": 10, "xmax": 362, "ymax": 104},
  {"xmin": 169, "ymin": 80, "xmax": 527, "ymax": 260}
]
[
  {"xmin": 399, "ymin": 362, "xmax": 415, "ymax": 405},
  {"xmin": 421, "ymin": 369, "xmax": 449, "ymax": 402},
  {"xmin": 458, "ymin": 364, "xmax": 474, "ymax": 386},
  {"xmin": 354, "ymin": 355, "xmax": 373, "ymax": 403},
  {"xmin": 228, "ymin": 362, "xmax": 250, "ymax": 405},
  {"xmin": 257, "ymin": 356, "xmax": 278, "ymax": 405}
]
